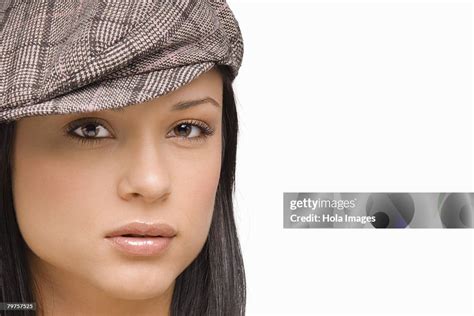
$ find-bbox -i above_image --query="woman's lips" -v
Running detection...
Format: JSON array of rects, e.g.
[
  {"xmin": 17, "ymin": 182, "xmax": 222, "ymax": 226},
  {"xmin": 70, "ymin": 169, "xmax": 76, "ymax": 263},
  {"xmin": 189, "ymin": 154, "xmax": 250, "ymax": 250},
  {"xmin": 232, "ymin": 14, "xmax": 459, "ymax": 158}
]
[
  {"xmin": 106, "ymin": 236, "xmax": 173, "ymax": 256},
  {"xmin": 105, "ymin": 221, "xmax": 177, "ymax": 238},
  {"xmin": 105, "ymin": 221, "xmax": 177, "ymax": 256}
]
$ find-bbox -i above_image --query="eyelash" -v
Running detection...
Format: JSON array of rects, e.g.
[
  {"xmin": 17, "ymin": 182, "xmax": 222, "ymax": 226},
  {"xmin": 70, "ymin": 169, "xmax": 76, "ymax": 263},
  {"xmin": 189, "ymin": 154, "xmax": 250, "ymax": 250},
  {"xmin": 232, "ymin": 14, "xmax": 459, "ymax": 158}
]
[{"xmin": 63, "ymin": 118, "xmax": 215, "ymax": 146}]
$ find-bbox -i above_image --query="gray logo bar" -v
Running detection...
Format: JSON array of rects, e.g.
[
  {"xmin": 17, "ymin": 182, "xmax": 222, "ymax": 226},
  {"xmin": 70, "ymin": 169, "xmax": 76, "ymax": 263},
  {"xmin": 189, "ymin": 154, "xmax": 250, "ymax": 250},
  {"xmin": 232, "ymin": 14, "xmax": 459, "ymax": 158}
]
[{"xmin": 283, "ymin": 193, "xmax": 473, "ymax": 228}]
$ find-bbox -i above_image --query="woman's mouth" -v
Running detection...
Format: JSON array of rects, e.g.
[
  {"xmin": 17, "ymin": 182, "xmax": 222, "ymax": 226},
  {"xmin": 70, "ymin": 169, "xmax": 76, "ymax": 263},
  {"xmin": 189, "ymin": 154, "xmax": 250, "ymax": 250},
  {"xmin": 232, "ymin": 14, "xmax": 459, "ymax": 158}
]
[{"xmin": 105, "ymin": 222, "xmax": 177, "ymax": 256}]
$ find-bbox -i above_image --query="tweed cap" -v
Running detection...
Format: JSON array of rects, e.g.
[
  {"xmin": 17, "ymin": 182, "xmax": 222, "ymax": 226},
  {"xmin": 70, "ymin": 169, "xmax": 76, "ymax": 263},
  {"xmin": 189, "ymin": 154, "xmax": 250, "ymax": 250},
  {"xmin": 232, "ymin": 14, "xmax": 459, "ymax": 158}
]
[{"xmin": 0, "ymin": 0, "xmax": 243, "ymax": 123}]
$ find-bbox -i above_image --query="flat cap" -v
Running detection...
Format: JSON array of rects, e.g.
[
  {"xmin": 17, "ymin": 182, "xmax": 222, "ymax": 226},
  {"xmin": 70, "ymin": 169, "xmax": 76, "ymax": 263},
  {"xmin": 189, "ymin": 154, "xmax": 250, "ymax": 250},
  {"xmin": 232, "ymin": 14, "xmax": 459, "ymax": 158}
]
[{"xmin": 0, "ymin": 0, "xmax": 243, "ymax": 123}]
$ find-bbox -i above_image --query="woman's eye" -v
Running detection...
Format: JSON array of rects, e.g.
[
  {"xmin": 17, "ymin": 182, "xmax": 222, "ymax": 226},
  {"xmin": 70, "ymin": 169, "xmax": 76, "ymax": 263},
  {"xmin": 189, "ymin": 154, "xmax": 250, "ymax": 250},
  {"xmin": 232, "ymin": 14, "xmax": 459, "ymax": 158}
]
[
  {"xmin": 168, "ymin": 121, "xmax": 215, "ymax": 143},
  {"xmin": 64, "ymin": 118, "xmax": 112, "ymax": 145},
  {"xmin": 171, "ymin": 124, "xmax": 203, "ymax": 138},
  {"xmin": 71, "ymin": 123, "xmax": 110, "ymax": 138}
]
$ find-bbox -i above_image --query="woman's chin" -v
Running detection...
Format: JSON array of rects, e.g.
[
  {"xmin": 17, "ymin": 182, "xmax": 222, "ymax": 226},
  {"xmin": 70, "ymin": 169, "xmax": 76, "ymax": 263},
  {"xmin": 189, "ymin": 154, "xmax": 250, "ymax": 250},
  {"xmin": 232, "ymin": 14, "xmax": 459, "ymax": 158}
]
[{"xmin": 91, "ymin": 269, "xmax": 175, "ymax": 301}]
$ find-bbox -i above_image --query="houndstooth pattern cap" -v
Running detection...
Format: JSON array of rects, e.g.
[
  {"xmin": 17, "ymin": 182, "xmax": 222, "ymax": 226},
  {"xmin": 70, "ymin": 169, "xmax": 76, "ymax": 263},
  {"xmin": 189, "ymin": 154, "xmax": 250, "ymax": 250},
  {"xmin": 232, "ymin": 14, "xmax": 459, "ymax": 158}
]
[{"xmin": 0, "ymin": 0, "xmax": 243, "ymax": 123}]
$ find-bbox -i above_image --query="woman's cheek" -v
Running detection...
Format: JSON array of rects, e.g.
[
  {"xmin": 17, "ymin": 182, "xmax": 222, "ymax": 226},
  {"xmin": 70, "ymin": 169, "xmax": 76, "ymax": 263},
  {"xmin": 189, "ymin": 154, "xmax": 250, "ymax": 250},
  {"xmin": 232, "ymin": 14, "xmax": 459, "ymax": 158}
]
[
  {"xmin": 12, "ymin": 155, "xmax": 77, "ymax": 267},
  {"xmin": 12, "ymin": 141, "xmax": 107, "ymax": 268},
  {"xmin": 170, "ymin": 149, "xmax": 221, "ymax": 261}
]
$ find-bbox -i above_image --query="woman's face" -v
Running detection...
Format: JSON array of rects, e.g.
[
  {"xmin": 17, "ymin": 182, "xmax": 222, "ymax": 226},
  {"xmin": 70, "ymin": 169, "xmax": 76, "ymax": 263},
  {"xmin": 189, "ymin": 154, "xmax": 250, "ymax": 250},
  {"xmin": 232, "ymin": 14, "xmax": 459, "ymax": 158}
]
[{"xmin": 11, "ymin": 68, "xmax": 223, "ymax": 306}]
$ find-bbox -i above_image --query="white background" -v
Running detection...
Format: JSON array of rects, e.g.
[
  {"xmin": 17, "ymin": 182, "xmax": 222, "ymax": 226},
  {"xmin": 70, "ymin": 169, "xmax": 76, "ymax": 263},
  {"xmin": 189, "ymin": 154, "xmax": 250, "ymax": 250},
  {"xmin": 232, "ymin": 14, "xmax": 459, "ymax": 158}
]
[{"xmin": 227, "ymin": 0, "xmax": 474, "ymax": 315}]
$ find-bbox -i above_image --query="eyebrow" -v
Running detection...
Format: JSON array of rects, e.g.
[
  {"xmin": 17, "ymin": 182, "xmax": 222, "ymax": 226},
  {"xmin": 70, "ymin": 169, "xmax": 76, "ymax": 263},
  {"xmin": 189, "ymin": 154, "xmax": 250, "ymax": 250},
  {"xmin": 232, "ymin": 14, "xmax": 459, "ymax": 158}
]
[
  {"xmin": 110, "ymin": 97, "xmax": 221, "ymax": 112},
  {"xmin": 171, "ymin": 97, "xmax": 221, "ymax": 111}
]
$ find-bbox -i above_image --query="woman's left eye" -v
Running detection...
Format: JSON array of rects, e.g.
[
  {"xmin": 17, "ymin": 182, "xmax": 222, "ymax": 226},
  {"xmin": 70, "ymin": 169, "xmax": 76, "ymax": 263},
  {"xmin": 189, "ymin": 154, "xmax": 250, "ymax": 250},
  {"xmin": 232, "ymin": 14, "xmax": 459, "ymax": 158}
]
[
  {"xmin": 168, "ymin": 120, "xmax": 215, "ymax": 143},
  {"xmin": 63, "ymin": 118, "xmax": 214, "ymax": 146}
]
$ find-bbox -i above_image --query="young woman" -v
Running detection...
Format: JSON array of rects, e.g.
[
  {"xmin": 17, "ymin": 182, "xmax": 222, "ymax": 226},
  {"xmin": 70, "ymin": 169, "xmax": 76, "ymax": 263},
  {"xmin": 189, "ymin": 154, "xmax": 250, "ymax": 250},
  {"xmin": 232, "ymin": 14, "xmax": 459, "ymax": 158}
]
[{"xmin": 0, "ymin": 1, "xmax": 245, "ymax": 315}]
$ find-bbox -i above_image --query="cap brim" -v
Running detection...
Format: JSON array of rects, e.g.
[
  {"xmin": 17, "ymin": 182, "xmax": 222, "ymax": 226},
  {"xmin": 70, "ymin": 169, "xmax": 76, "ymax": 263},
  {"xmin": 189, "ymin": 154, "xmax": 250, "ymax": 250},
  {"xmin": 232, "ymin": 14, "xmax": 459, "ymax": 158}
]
[{"xmin": 0, "ymin": 62, "xmax": 215, "ymax": 123}]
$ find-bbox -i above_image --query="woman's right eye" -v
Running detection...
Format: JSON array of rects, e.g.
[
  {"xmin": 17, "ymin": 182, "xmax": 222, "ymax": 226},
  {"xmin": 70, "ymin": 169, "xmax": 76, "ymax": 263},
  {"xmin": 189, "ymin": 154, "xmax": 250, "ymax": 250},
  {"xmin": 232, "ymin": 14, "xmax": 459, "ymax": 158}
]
[{"xmin": 63, "ymin": 118, "xmax": 112, "ymax": 145}]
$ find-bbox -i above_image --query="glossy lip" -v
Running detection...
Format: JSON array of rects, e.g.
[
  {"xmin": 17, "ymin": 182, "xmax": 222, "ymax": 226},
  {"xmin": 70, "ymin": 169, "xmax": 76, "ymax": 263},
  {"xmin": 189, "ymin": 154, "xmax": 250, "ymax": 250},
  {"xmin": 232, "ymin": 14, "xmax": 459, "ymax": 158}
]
[
  {"xmin": 105, "ymin": 222, "xmax": 177, "ymax": 257},
  {"xmin": 105, "ymin": 221, "xmax": 177, "ymax": 238}
]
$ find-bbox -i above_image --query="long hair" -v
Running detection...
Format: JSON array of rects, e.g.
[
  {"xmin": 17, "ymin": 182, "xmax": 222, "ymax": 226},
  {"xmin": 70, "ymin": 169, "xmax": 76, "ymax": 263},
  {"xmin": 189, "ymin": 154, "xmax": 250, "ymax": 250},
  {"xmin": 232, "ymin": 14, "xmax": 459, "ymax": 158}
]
[{"xmin": 0, "ymin": 64, "xmax": 246, "ymax": 316}]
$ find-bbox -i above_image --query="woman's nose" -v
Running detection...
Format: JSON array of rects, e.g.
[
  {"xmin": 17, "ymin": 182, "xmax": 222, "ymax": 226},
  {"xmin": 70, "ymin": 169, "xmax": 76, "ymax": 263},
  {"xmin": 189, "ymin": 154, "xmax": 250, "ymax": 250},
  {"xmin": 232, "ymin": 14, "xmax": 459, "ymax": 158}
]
[{"xmin": 117, "ymin": 142, "xmax": 172, "ymax": 204}]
